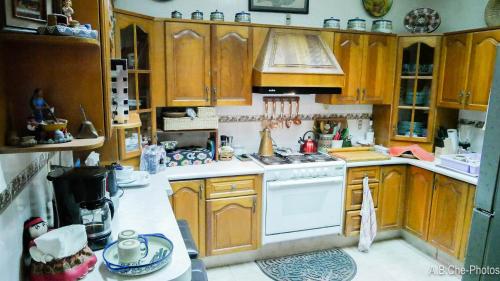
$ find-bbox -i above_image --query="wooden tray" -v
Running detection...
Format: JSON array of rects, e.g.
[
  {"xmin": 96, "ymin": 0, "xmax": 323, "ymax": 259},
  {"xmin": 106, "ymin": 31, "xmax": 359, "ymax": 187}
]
[{"xmin": 330, "ymin": 150, "xmax": 390, "ymax": 162}]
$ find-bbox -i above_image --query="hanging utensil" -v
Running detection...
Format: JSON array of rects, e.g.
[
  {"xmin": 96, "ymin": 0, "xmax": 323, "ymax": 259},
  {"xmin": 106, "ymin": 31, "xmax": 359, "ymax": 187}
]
[
  {"xmin": 293, "ymin": 99, "xmax": 302, "ymax": 125},
  {"xmin": 286, "ymin": 99, "xmax": 293, "ymax": 128},
  {"xmin": 263, "ymin": 99, "xmax": 269, "ymax": 129},
  {"xmin": 279, "ymin": 98, "xmax": 285, "ymax": 128},
  {"xmin": 271, "ymin": 99, "xmax": 279, "ymax": 129}
]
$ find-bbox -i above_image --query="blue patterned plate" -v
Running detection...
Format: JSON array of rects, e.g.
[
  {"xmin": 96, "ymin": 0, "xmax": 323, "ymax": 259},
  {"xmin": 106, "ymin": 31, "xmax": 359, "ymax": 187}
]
[{"xmin": 103, "ymin": 233, "xmax": 173, "ymax": 276}]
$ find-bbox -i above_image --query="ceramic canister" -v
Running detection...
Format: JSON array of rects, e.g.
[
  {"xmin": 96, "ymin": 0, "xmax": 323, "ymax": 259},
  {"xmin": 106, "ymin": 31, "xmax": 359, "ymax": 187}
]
[
  {"xmin": 235, "ymin": 11, "xmax": 251, "ymax": 23},
  {"xmin": 171, "ymin": 10, "xmax": 182, "ymax": 19},
  {"xmin": 191, "ymin": 10, "xmax": 203, "ymax": 20},
  {"xmin": 372, "ymin": 19, "xmax": 393, "ymax": 33},
  {"xmin": 347, "ymin": 17, "xmax": 367, "ymax": 31},
  {"xmin": 323, "ymin": 17, "xmax": 340, "ymax": 29},
  {"xmin": 210, "ymin": 10, "xmax": 224, "ymax": 21}
]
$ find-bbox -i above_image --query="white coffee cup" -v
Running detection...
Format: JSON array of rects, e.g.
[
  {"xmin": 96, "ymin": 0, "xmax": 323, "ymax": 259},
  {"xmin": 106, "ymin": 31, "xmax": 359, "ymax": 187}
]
[{"xmin": 118, "ymin": 229, "xmax": 139, "ymax": 242}]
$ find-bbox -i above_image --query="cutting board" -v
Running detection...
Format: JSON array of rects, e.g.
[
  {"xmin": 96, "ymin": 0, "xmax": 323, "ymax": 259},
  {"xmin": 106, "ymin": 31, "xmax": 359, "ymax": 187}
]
[{"xmin": 330, "ymin": 150, "xmax": 391, "ymax": 162}]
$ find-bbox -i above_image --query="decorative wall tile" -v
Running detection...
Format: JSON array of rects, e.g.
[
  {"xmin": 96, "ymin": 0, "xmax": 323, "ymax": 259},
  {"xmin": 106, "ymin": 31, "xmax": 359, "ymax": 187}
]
[
  {"xmin": 0, "ymin": 152, "xmax": 54, "ymax": 214},
  {"xmin": 218, "ymin": 113, "xmax": 372, "ymax": 123}
]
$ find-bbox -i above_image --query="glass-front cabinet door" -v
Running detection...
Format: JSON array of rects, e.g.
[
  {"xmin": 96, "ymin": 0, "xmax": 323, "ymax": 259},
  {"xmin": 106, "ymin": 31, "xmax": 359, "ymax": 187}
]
[
  {"xmin": 114, "ymin": 12, "xmax": 155, "ymax": 146},
  {"xmin": 392, "ymin": 36, "xmax": 441, "ymax": 143}
]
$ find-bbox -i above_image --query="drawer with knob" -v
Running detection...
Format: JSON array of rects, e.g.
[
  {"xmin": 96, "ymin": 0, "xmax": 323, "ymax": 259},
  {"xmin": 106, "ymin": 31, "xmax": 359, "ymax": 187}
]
[
  {"xmin": 347, "ymin": 166, "xmax": 380, "ymax": 185},
  {"xmin": 206, "ymin": 175, "xmax": 260, "ymax": 199},
  {"xmin": 345, "ymin": 183, "xmax": 379, "ymax": 211}
]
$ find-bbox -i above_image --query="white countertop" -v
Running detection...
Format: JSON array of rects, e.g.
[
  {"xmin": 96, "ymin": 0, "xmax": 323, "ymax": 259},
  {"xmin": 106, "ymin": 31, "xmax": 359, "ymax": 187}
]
[
  {"xmin": 159, "ymin": 158, "xmax": 264, "ymax": 181},
  {"xmin": 346, "ymin": 157, "xmax": 479, "ymax": 185},
  {"xmin": 86, "ymin": 173, "xmax": 191, "ymax": 281}
]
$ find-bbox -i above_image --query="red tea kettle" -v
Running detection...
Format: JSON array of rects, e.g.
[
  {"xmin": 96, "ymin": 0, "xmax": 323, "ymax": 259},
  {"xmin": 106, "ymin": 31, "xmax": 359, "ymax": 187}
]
[{"xmin": 298, "ymin": 131, "xmax": 318, "ymax": 154}]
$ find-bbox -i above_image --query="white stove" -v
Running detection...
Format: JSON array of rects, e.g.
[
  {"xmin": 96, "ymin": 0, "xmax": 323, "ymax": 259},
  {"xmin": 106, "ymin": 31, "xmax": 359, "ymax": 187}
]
[{"xmin": 250, "ymin": 152, "xmax": 346, "ymax": 244}]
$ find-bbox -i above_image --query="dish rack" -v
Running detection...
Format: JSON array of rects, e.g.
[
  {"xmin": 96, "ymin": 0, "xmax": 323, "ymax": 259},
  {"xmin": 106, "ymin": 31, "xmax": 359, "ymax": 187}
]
[{"xmin": 438, "ymin": 153, "xmax": 481, "ymax": 177}]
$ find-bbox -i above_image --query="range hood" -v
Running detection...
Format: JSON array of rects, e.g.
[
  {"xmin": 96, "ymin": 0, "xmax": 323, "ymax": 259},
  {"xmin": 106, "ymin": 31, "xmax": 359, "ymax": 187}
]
[{"xmin": 253, "ymin": 29, "xmax": 345, "ymax": 94}]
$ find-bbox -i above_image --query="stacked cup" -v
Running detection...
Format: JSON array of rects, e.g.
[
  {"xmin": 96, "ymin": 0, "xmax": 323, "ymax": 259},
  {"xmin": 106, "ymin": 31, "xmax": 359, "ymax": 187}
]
[{"xmin": 117, "ymin": 230, "xmax": 149, "ymax": 265}]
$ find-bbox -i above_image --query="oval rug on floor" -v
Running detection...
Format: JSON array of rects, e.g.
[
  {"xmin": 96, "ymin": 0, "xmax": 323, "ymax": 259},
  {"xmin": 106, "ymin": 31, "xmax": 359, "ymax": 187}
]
[{"xmin": 256, "ymin": 248, "xmax": 357, "ymax": 281}]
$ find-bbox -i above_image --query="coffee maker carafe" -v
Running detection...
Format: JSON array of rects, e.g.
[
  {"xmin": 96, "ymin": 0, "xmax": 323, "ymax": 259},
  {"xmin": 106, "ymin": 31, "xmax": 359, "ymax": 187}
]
[{"xmin": 48, "ymin": 167, "xmax": 114, "ymax": 250}]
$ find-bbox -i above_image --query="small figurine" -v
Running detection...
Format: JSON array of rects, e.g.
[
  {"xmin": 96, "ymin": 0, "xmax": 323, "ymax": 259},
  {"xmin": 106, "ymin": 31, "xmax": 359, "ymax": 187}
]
[
  {"xmin": 30, "ymin": 89, "xmax": 51, "ymax": 123},
  {"xmin": 62, "ymin": 0, "xmax": 79, "ymax": 27},
  {"xmin": 61, "ymin": 0, "xmax": 74, "ymax": 22}
]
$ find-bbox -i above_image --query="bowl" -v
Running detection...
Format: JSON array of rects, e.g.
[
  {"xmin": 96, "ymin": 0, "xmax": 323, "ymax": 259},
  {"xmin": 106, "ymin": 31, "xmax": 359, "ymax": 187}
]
[{"xmin": 41, "ymin": 119, "xmax": 68, "ymax": 132}]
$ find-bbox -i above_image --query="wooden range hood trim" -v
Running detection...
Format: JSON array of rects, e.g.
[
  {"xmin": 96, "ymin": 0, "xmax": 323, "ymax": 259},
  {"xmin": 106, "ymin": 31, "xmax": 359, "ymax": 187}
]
[
  {"xmin": 252, "ymin": 70, "xmax": 345, "ymax": 88},
  {"xmin": 253, "ymin": 28, "xmax": 345, "ymax": 88}
]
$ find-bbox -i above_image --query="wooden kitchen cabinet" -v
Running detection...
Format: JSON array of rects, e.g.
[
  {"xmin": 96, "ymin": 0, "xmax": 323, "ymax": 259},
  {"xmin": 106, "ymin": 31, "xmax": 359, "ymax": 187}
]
[
  {"xmin": 211, "ymin": 25, "xmax": 253, "ymax": 106},
  {"xmin": 316, "ymin": 33, "xmax": 396, "ymax": 105},
  {"xmin": 392, "ymin": 36, "xmax": 441, "ymax": 145},
  {"xmin": 459, "ymin": 185, "xmax": 476, "ymax": 260},
  {"xmin": 165, "ymin": 23, "xmax": 253, "ymax": 107},
  {"xmin": 165, "ymin": 22, "xmax": 211, "ymax": 106},
  {"xmin": 347, "ymin": 166, "xmax": 380, "ymax": 185},
  {"xmin": 438, "ymin": 29, "xmax": 500, "ymax": 111},
  {"xmin": 206, "ymin": 175, "xmax": 261, "ymax": 199},
  {"xmin": 169, "ymin": 180, "xmax": 206, "ymax": 256},
  {"xmin": 379, "ymin": 166, "xmax": 406, "ymax": 230},
  {"xmin": 206, "ymin": 195, "xmax": 259, "ymax": 256},
  {"xmin": 437, "ymin": 33, "xmax": 472, "ymax": 109},
  {"xmin": 404, "ymin": 166, "xmax": 434, "ymax": 240},
  {"xmin": 344, "ymin": 209, "xmax": 379, "ymax": 236},
  {"xmin": 427, "ymin": 175, "xmax": 469, "ymax": 257},
  {"xmin": 466, "ymin": 29, "xmax": 500, "ymax": 111},
  {"xmin": 345, "ymin": 183, "xmax": 379, "ymax": 211}
]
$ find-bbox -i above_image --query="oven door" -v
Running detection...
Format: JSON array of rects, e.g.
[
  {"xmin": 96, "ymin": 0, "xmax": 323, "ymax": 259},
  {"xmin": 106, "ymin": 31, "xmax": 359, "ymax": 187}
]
[{"xmin": 266, "ymin": 176, "xmax": 343, "ymax": 235}]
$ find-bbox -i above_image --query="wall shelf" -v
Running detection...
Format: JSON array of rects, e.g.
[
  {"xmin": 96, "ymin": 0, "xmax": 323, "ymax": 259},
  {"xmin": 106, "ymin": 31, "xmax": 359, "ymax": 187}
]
[
  {"xmin": 0, "ymin": 33, "xmax": 100, "ymax": 47},
  {"xmin": 0, "ymin": 137, "xmax": 105, "ymax": 154}
]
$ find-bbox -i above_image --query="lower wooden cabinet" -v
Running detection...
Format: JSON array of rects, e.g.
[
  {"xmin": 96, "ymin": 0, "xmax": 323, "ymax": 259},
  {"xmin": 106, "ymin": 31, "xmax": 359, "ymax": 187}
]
[
  {"xmin": 379, "ymin": 165, "xmax": 406, "ymax": 230},
  {"xmin": 169, "ymin": 180, "xmax": 206, "ymax": 256},
  {"xmin": 170, "ymin": 175, "xmax": 261, "ymax": 257},
  {"xmin": 206, "ymin": 195, "xmax": 260, "ymax": 255},
  {"xmin": 427, "ymin": 174, "xmax": 469, "ymax": 257},
  {"xmin": 344, "ymin": 209, "xmax": 379, "ymax": 236},
  {"xmin": 345, "ymin": 183, "xmax": 379, "ymax": 211},
  {"xmin": 404, "ymin": 166, "xmax": 434, "ymax": 240}
]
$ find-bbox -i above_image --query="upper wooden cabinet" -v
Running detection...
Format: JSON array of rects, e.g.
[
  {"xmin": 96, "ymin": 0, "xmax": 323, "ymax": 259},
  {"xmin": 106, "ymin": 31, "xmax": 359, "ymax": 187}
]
[
  {"xmin": 427, "ymin": 175, "xmax": 469, "ymax": 257},
  {"xmin": 211, "ymin": 25, "xmax": 253, "ymax": 106},
  {"xmin": 438, "ymin": 29, "xmax": 500, "ymax": 111},
  {"xmin": 316, "ymin": 33, "xmax": 396, "ymax": 105},
  {"xmin": 392, "ymin": 36, "xmax": 441, "ymax": 144},
  {"xmin": 165, "ymin": 22, "xmax": 211, "ymax": 106},
  {"xmin": 379, "ymin": 165, "xmax": 406, "ymax": 231},
  {"xmin": 164, "ymin": 23, "xmax": 253, "ymax": 107},
  {"xmin": 169, "ymin": 180, "xmax": 206, "ymax": 256},
  {"xmin": 437, "ymin": 33, "xmax": 472, "ymax": 109},
  {"xmin": 404, "ymin": 166, "xmax": 434, "ymax": 240}
]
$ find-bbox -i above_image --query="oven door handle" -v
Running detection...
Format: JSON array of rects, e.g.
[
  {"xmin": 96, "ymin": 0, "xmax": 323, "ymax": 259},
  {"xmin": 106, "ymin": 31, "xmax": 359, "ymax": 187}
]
[{"xmin": 268, "ymin": 176, "xmax": 344, "ymax": 189}]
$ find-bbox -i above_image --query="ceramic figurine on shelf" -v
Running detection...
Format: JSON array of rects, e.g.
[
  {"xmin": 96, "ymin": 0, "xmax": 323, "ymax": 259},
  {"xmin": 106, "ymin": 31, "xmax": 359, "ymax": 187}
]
[
  {"xmin": 30, "ymin": 89, "xmax": 53, "ymax": 123},
  {"xmin": 62, "ymin": 0, "xmax": 79, "ymax": 27}
]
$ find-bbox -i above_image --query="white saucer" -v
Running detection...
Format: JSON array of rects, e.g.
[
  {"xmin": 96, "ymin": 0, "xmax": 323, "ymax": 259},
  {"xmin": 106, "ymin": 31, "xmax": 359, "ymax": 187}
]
[{"xmin": 118, "ymin": 171, "xmax": 151, "ymax": 188}]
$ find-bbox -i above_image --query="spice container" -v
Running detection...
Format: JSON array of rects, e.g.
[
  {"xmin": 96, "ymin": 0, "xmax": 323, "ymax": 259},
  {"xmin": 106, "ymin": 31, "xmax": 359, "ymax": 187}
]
[
  {"xmin": 210, "ymin": 10, "xmax": 224, "ymax": 21},
  {"xmin": 323, "ymin": 17, "xmax": 340, "ymax": 29},
  {"xmin": 235, "ymin": 11, "xmax": 251, "ymax": 23},
  {"xmin": 191, "ymin": 10, "xmax": 203, "ymax": 20},
  {"xmin": 347, "ymin": 17, "xmax": 367, "ymax": 31}
]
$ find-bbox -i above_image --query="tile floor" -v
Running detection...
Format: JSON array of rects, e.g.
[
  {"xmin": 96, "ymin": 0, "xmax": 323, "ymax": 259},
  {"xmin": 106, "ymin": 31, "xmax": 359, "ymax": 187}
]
[{"xmin": 207, "ymin": 239, "xmax": 461, "ymax": 281}]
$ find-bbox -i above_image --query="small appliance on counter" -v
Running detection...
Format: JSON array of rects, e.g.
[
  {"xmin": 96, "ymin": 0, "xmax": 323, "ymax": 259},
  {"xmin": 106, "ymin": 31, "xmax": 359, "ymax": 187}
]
[{"xmin": 48, "ymin": 167, "xmax": 114, "ymax": 250}]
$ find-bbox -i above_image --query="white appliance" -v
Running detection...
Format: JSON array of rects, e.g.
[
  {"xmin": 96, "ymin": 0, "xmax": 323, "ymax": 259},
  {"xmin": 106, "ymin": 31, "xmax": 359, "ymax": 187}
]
[{"xmin": 251, "ymin": 153, "xmax": 346, "ymax": 244}]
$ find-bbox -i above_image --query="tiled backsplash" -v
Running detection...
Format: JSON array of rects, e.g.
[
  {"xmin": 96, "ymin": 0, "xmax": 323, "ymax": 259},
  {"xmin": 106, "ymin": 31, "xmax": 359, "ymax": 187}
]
[{"xmin": 217, "ymin": 94, "xmax": 373, "ymax": 153}]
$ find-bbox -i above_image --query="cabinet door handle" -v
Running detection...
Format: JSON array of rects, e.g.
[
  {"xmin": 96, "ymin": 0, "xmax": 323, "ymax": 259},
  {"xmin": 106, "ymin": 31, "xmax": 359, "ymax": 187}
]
[
  {"xmin": 230, "ymin": 184, "xmax": 237, "ymax": 191},
  {"xmin": 252, "ymin": 197, "xmax": 257, "ymax": 213},
  {"xmin": 205, "ymin": 86, "xmax": 210, "ymax": 102},
  {"xmin": 458, "ymin": 90, "xmax": 465, "ymax": 105},
  {"xmin": 356, "ymin": 88, "xmax": 361, "ymax": 101},
  {"xmin": 212, "ymin": 87, "xmax": 217, "ymax": 102},
  {"xmin": 362, "ymin": 88, "xmax": 367, "ymax": 100},
  {"xmin": 199, "ymin": 185, "xmax": 204, "ymax": 200},
  {"xmin": 465, "ymin": 91, "xmax": 471, "ymax": 105}
]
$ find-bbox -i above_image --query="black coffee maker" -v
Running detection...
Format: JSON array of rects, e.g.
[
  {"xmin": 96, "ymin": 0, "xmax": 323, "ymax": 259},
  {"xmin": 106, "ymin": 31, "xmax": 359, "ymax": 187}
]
[{"xmin": 48, "ymin": 167, "xmax": 114, "ymax": 250}]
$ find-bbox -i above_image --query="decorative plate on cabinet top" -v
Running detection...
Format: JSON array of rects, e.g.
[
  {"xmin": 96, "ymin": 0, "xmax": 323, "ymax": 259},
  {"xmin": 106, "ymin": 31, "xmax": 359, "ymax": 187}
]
[
  {"xmin": 404, "ymin": 8, "xmax": 441, "ymax": 33},
  {"xmin": 485, "ymin": 0, "xmax": 500, "ymax": 27},
  {"xmin": 362, "ymin": 0, "xmax": 393, "ymax": 17}
]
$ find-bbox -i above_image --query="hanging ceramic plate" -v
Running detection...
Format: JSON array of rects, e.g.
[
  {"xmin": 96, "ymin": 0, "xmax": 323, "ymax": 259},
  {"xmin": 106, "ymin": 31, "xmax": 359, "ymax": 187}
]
[
  {"xmin": 485, "ymin": 0, "xmax": 500, "ymax": 27},
  {"xmin": 404, "ymin": 8, "xmax": 441, "ymax": 33},
  {"xmin": 362, "ymin": 0, "xmax": 393, "ymax": 18}
]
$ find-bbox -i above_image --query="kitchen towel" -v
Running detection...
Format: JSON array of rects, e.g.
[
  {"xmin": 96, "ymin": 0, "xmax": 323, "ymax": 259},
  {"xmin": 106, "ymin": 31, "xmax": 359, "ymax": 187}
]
[{"xmin": 358, "ymin": 176, "xmax": 377, "ymax": 252}]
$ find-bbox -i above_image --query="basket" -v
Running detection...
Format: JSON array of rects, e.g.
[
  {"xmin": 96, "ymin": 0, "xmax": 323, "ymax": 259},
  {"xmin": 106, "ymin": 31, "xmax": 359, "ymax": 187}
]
[
  {"xmin": 163, "ymin": 116, "xmax": 218, "ymax": 131},
  {"xmin": 197, "ymin": 107, "xmax": 217, "ymax": 118}
]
